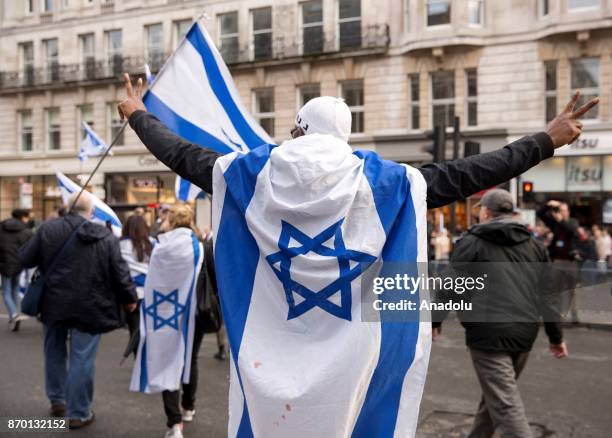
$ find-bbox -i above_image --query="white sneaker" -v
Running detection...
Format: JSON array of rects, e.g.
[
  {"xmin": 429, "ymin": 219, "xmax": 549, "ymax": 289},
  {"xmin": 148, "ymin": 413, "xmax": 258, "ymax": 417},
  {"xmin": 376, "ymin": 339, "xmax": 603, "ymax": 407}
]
[
  {"xmin": 164, "ymin": 424, "xmax": 183, "ymax": 438},
  {"xmin": 182, "ymin": 409, "xmax": 195, "ymax": 422}
]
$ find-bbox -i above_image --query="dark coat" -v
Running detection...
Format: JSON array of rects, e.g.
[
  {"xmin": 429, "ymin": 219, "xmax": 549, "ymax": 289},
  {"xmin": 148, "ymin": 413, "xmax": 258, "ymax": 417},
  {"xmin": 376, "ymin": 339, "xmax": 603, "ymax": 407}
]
[
  {"xmin": 19, "ymin": 213, "xmax": 137, "ymax": 334},
  {"xmin": 433, "ymin": 217, "xmax": 563, "ymax": 352},
  {"xmin": 0, "ymin": 218, "xmax": 33, "ymax": 277}
]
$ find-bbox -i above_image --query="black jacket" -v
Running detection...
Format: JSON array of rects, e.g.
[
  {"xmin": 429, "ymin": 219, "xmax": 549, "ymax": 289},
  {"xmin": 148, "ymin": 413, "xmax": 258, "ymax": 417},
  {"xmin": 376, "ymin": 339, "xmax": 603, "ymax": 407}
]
[
  {"xmin": 128, "ymin": 111, "xmax": 555, "ymax": 208},
  {"xmin": 19, "ymin": 213, "xmax": 137, "ymax": 334},
  {"xmin": 433, "ymin": 217, "xmax": 563, "ymax": 352},
  {"xmin": 537, "ymin": 206, "xmax": 579, "ymax": 261},
  {"xmin": 0, "ymin": 218, "xmax": 33, "ymax": 277}
]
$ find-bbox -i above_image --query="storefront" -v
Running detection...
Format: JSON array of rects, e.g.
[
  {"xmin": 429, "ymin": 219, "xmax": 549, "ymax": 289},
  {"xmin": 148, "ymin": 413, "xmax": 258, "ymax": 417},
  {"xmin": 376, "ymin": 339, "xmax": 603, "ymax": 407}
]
[{"xmin": 521, "ymin": 131, "xmax": 612, "ymax": 225}]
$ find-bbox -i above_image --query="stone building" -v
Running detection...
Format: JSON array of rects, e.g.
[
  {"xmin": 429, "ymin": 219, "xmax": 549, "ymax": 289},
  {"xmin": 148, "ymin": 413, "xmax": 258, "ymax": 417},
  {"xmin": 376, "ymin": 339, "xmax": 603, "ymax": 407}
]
[{"xmin": 0, "ymin": 0, "xmax": 610, "ymax": 225}]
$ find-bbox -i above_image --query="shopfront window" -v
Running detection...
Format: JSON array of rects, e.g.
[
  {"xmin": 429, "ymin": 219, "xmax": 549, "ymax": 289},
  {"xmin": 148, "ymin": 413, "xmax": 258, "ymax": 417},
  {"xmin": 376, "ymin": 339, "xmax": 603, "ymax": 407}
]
[{"xmin": 106, "ymin": 173, "xmax": 176, "ymax": 207}]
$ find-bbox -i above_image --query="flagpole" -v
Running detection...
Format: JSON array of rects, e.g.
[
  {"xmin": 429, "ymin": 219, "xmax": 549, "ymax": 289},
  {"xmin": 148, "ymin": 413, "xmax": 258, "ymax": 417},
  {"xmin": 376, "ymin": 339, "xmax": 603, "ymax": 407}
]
[{"xmin": 68, "ymin": 120, "xmax": 128, "ymax": 213}]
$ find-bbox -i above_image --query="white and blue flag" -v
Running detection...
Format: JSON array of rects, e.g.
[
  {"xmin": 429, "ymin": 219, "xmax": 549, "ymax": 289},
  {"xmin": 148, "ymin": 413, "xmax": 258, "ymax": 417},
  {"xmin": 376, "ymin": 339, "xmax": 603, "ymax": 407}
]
[
  {"xmin": 79, "ymin": 122, "xmax": 111, "ymax": 162},
  {"xmin": 130, "ymin": 227, "xmax": 203, "ymax": 393},
  {"xmin": 143, "ymin": 21, "xmax": 273, "ymax": 201},
  {"xmin": 212, "ymin": 133, "xmax": 431, "ymax": 437},
  {"xmin": 144, "ymin": 63, "xmax": 155, "ymax": 85},
  {"xmin": 56, "ymin": 171, "xmax": 122, "ymax": 237}
]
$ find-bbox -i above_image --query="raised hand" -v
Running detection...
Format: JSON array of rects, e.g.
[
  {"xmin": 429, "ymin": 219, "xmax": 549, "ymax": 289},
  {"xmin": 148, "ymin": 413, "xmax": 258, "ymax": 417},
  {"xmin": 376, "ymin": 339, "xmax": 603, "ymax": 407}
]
[
  {"xmin": 118, "ymin": 73, "xmax": 147, "ymax": 122},
  {"xmin": 546, "ymin": 91, "xmax": 599, "ymax": 148}
]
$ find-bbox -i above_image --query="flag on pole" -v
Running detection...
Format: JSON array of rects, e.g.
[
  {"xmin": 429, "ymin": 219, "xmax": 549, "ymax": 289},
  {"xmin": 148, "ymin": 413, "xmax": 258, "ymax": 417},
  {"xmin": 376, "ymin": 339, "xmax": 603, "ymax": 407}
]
[
  {"xmin": 130, "ymin": 227, "xmax": 202, "ymax": 393},
  {"xmin": 143, "ymin": 20, "xmax": 273, "ymax": 201},
  {"xmin": 79, "ymin": 122, "xmax": 111, "ymax": 162},
  {"xmin": 144, "ymin": 63, "xmax": 155, "ymax": 85},
  {"xmin": 211, "ymin": 133, "xmax": 431, "ymax": 437},
  {"xmin": 56, "ymin": 171, "xmax": 122, "ymax": 237}
]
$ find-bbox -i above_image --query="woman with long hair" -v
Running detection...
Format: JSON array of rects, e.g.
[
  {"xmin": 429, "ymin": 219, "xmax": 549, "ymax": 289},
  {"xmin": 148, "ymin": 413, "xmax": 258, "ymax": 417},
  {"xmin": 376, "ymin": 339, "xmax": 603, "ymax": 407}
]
[
  {"xmin": 120, "ymin": 214, "xmax": 155, "ymax": 355},
  {"xmin": 129, "ymin": 203, "xmax": 204, "ymax": 438}
]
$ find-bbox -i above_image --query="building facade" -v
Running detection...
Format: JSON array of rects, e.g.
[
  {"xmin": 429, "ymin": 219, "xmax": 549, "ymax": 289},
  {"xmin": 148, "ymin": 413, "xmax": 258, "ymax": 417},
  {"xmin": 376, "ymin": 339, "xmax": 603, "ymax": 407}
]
[{"xmin": 0, "ymin": 0, "xmax": 611, "ymax": 225}]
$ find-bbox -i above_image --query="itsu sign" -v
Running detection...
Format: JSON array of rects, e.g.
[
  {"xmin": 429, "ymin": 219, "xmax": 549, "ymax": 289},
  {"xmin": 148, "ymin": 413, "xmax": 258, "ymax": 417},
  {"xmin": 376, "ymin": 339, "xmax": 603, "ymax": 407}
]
[{"xmin": 556, "ymin": 134, "xmax": 612, "ymax": 156}]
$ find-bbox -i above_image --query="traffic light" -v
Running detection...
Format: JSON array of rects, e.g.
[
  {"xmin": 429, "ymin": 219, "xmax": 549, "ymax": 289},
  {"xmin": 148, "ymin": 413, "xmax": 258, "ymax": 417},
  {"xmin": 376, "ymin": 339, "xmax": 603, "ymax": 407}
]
[
  {"xmin": 522, "ymin": 181, "xmax": 534, "ymax": 203},
  {"xmin": 423, "ymin": 126, "xmax": 446, "ymax": 163},
  {"xmin": 464, "ymin": 140, "xmax": 481, "ymax": 157}
]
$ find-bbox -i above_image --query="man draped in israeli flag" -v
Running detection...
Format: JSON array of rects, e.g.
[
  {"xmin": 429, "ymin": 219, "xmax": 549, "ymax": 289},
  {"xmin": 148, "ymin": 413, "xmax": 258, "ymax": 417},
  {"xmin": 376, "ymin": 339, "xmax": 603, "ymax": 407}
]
[
  {"xmin": 56, "ymin": 172, "xmax": 122, "ymax": 237},
  {"xmin": 118, "ymin": 18, "xmax": 591, "ymax": 437},
  {"xmin": 130, "ymin": 226, "xmax": 202, "ymax": 393}
]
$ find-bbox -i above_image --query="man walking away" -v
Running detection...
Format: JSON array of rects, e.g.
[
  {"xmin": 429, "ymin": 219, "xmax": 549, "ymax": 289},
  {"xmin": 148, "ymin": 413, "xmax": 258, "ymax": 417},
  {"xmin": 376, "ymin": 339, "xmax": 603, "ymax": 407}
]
[
  {"xmin": 0, "ymin": 209, "xmax": 33, "ymax": 331},
  {"xmin": 19, "ymin": 192, "xmax": 137, "ymax": 429},
  {"xmin": 432, "ymin": 189, "xmax": 567, "ymax": 438}
]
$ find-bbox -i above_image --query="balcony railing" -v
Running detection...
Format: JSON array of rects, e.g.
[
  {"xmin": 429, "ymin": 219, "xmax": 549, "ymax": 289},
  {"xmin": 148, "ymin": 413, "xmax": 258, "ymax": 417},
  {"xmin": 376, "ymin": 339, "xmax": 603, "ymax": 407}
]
[{"xmin": 0, "ymin": 24, "xmax": 388, "ymax": 91}]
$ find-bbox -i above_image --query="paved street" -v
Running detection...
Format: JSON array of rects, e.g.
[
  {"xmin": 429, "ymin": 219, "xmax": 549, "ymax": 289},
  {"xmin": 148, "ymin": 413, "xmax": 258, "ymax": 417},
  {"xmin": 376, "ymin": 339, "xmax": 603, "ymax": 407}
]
[{"xmin": 0, "ymin": 315, "xmax": 610, "ymax": 438}]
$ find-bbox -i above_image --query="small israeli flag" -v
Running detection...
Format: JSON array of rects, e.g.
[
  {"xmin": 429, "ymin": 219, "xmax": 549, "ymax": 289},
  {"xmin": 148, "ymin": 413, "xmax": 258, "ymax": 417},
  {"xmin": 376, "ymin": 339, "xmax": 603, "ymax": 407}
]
[
  {"xmin": 143, "ymin": 20, "xmax": 273, "ymax": 201},
  {"xmin": 130, "ymin": 227, "xmax": 203, "ymax": 393},
  {"xmin": 56, "ymin": 171, "xmax": 122, "ymax": 237},
  {"xmin": 79, "ymin": 122, "xmax": 111, "ymax": 162},
  {"xmin": 144, "ymin": 63, "xmax": 155, "ymax": 85}
]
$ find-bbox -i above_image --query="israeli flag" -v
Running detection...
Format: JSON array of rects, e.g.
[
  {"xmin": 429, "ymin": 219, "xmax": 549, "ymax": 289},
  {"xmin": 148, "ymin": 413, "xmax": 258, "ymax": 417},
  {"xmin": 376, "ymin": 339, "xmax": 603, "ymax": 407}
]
[
  {"xmin": 130, "ymin": 227, "xmax": 203, "ymax": 393},
  {"xmin": 79, "ymin": 122, "xmax": 110, "ymax": 162},
  {"xmin": 143, "ymin": 20, "xmax": 273, "ymax": 202},
  {"xmin": 56, "ymin": 171, "xmax": 122, "ymax": 237},
  {"xmin": 120, "ymin": 238, "xmax": 155, "ymax": 300},
  {"xmin": 144, "ymin": 63, "xmax": 155, "ymax": 85},
  {"xmin": 212, "ymin": 134, "xmax": 431, "ymax": 437}
]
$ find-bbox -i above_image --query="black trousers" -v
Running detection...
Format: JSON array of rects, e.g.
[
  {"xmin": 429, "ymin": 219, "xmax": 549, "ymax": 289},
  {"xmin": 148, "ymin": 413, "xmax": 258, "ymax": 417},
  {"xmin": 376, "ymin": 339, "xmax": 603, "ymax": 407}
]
[{"xmin": 162, "ymin": 317, "xmax": 205, "ymax": 428}]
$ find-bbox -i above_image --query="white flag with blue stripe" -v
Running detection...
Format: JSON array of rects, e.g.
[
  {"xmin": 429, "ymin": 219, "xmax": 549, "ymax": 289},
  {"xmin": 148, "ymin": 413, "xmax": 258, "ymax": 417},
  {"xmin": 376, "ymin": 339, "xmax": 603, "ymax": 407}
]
[
  {"xmin": 143, "ymin": 20, "xmax": 273, "ymax": 201},
  {"xmin": 79, "ymin": 122, "xmax": 111, "ymax": 162},
  {"xmin": 130, "ymin": 227, "xmax": 203, "ymax": 393},
  {"xmin": 212, "ymin": 133, "xmax": 431, "ymax": 437},
  {"xmin": 56, "ymin": 171, "xmax": 122, "ymax": 237}
]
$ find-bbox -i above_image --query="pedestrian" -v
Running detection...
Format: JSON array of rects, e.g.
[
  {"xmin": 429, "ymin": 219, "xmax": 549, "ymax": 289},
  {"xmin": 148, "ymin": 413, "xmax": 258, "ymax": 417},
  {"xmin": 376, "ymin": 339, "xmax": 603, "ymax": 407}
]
[
  {"xmin": 118, "ymin": 73, "xmax": 596, "ymax": 437},
  {"xmin": 432, "ymin": 189, "xmax": 567, "ymax": 438},
  {"xmin": 0, "ymin": 208, "xmax": 33, "ymax": 331},
  {"xmin": 434, "ymin": 228, "xmax": 451, "ymax": 261},
  {"xmin": 120, "ymin": 214, "xmax": 156, "ymax": 356},
  {"xmin": 129, "ymin": 203, "xmax": 204, "ymax": 438},
  {"xmin": 19, "ymin": 192, "xmax": 137, "ymax": 429}
]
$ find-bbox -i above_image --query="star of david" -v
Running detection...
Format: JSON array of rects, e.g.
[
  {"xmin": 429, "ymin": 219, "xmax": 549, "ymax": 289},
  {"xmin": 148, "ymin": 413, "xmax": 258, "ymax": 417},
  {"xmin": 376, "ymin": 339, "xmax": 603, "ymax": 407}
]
[
  {"xmin": 266, "ymin": 219, "xmax": 376, "ymax": 321},
  {"xmin": 144, "ymin": 289, "xmax": 186, "ymax": 331}
]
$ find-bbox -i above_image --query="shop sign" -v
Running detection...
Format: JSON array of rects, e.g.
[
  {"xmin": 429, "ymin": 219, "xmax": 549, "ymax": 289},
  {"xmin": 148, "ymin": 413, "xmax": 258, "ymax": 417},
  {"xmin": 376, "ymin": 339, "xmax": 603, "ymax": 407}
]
[
  {"xmin": 566, "ymin": 156, "xmax": 602, "ymax": 192},
  {"xmin": 19, "ymin": 183, "xmax": 33, "ymax": 209},
  {"xmin": 556, "ymin": 133, "xmax": 612, "ymax": 156},
  {"xmin": 138, "ymin": 155, "xmax": 160, "ymax": 167}
]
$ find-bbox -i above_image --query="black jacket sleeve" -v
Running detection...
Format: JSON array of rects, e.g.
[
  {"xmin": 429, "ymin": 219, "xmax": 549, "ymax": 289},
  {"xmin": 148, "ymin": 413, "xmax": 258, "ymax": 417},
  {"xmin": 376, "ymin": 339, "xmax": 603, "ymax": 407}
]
[
  {"xmin": 129, "ymin": 110, "xmax": 222, "ymax": 195},
  {"xmin": 418, "ymin": 132, "xmax": 554, "ymax": 209},
  {"xmin": 108, "ymin": 237, "xmax": 138, "ymax": 304}
]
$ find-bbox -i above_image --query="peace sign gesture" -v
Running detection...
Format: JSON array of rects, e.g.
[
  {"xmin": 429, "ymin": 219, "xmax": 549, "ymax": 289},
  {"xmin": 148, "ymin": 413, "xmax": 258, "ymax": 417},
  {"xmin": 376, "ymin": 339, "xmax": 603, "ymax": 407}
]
[
  {"xmin": 546, "ymin": 91, "xmax": 599, "ymax": 148},
  {"xmin": 118, "ymin": 73, "xmax": 147, "ymax": 122}
]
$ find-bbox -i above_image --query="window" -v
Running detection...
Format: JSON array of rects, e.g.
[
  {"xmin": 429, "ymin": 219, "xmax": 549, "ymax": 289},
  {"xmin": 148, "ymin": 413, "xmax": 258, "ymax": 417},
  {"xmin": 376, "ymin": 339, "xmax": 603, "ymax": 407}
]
[
  {"xmin": 338, "ymin": 0, "xmax": 361, "ymax": 49},
  {"xmin": 570, "ymin": 58, "xmax": 599, "ymax": 120},
  {"xmin": 26, "ymin": 0, "xmax": 34, "ymax": 15},
  {"xmin": 253, "ymin": 88, "xmax": 275, "ymax": 137},
  {"xmin": 430, "ymin": 70, "xmax": 455, "ymax": 128},
  {"xmin": 80, "ymin": 33, "xmax": 95, "ymax": 80},
  {"xmin": 301, "ymin": 0, "xmax": 324, "ymax": 54},
  {"xmin": 251, "ymin": 7, "xmax": 272, "ymax": 60},
  {"xmin": 145, "ymin": 23, "xmax": 164, "ymax": 71},
  {"xmin": 105, "ymin": 29, "xmax": 122, "ymax": 75},
  {"xmin": 219, "ymin": 12, "xmax": 239, "ymax": 63},
  {"xmin": 427, "ymin": 0, "xmax": 451, "ymax": 26},
  {"xmin": 19, "ymin": 111, "xmax": 33, "ymax": 152},
  {"xmin": 467, "ymin": 0, "xmax": 484, "ymax": 26},
  {"xmin": 108, "ymin": 103, "xmax": 124, "ymax": 145},
  {"xmin": 42, "ymin": 0, "xmax": 54, "ymax": 12},
  {"xmin": 538, "ymin": 0, "xmax": 550, "ymax": 16},
  {"xmin": 19, "ymin": 42, "xmax": 34, "ymax": 86},
  {"xmin": 46, "ymin": 108, "xmax": 61, "ymax": 151},
  {"xmin": 341, "ymin": 80, "xmax": 364, "ymax": 133},
  {"xmin": 568, "ymin": 0, "xmax": 599, "ymax": 9},
  {"xmin": 79, "ymin": 104, "xmax": 94, "ymax": 141},
  {"xmin": 409, "ymin": 74, "xmax": 420, "ymax": 129},
  {"xmin": 298, "ymin": 83, "xmax": 321, "ymax": 108},
  {"xmin": 544, "ymin": 61, "xmax": 557, "ymax": 122},
  {"xmin": 43, "ymin": 38, "xmax": 59, "ymax": 82},
  {"xmin": 466, "ymin": 69, "xmax": 477, "ymax": 126},
  {"xmin": 174, "ymin": 19, "xmax": 191, "ymax": 47}
]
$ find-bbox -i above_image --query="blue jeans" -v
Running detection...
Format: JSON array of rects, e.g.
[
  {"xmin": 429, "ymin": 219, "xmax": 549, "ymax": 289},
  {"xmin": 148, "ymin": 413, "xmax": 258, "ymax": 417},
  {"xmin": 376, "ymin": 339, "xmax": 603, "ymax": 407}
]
[
  {"xmin": 1, "ymin": 274, "xmax": 20, "ymax": 319},
  {"xmin": 43, "ymin": 325, "xmax": 101, "ymax": 420}
]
